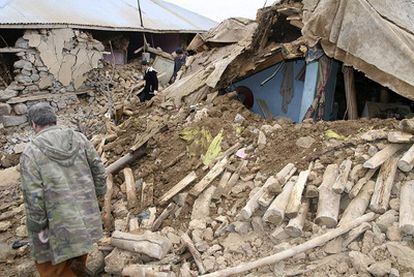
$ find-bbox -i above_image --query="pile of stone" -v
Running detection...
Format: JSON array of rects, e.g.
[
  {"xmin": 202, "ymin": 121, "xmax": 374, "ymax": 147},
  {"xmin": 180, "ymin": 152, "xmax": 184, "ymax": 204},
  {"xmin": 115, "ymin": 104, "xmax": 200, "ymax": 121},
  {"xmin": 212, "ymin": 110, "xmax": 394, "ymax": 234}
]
[{"xmin": 0, "ymin": 28, "xmax": 104, "ymax": 127}]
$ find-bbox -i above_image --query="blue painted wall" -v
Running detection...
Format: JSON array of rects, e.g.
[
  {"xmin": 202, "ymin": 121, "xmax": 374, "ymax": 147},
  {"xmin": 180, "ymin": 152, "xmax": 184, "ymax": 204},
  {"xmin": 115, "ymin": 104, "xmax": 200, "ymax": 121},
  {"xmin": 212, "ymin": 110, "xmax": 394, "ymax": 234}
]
[
  {"xmin": 231, "ymin": 60, "xmax": 310, "ymax": 122},
  {"xmin": 231, "ymin": 58, "xmax": 338, "ymax": 122}
]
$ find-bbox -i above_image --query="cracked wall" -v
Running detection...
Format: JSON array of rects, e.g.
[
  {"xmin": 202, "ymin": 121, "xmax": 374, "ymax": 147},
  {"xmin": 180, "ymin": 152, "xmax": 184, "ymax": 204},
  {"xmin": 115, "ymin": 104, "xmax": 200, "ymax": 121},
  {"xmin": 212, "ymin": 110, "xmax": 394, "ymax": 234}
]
[{"xmin": 0, "ymin": 28, "xmax": 104, "ymax": 127}]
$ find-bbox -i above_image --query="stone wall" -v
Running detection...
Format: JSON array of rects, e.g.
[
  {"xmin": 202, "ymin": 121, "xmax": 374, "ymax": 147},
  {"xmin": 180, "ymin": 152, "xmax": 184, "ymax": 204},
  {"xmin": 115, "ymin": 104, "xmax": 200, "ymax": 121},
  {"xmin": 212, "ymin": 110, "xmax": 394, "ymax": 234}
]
[{"xmin": 0, "ymin": 28, "xmax": 104, "ymax": 127}]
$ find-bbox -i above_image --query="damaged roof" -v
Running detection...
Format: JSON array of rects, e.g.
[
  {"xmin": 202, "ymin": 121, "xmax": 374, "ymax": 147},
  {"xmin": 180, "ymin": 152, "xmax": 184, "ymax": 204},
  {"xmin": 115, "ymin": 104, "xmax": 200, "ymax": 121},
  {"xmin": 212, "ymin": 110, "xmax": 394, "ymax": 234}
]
[{"xmin": 0, "ymin": 0, "xmax": 217, "ymax": 33}]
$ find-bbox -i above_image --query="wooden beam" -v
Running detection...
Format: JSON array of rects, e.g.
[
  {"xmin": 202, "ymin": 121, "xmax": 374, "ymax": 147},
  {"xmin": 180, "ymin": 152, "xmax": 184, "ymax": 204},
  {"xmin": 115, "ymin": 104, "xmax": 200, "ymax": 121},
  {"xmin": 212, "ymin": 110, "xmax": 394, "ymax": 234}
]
[
  {"xmin": 189, "ymin": 157, "xmax": 228, "ymax": 197},
  {"xmin": 158, "ymin": 171, "xmax": 197, "ymax": 205}
]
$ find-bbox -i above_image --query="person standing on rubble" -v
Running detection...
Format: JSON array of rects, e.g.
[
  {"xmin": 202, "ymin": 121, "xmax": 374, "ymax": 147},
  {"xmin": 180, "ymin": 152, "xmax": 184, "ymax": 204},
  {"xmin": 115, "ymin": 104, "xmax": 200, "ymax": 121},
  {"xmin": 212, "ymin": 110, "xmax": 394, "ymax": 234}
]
[
  {"xmin": 20, "ymin": 102, "xmax": 107, "ymax": 277},
  {"xmin": 138, "ymin": 60, "xmax": 159, "ymax": 102},
  {"xmin": 170, "ymin": 47, "xmax": 187, "ymax": 83}
]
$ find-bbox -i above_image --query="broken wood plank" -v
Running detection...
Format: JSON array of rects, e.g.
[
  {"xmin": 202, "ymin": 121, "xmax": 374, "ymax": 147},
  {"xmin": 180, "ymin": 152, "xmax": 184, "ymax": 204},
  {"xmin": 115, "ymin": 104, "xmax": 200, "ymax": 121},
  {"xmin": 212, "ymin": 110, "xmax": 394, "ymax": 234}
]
[
  {"xmin": 102, "ymin": 174, "xmax": 114, "ymax": 230},
  {"xmin": 342, "ymin": 66, "xmax": 359, "ymax": 120},
  {"xmin": 340, "ymin": 180, "xmax": 375, "ymax": 225},
  {"xmin": 141, "ymin": 182, "xmax": 154, "ymax": 209},
  {"xmin": 399, "ymin": 180, "xmax": 414, "ymax": 235},
  {"xmin": 130, "ymin": 124, "xmax": 167, "ymax": 152},
  {"xmin": 257, "ymin": 176, "xmax": 281, "ymax": 208},
  {"xmin": 343, "ymin": 222, "xmax": 371, "ymax": 248},
  {"xmin": 315, "ymin": 164, "xmax": 340, "ymax": 228},
  {"xmin": 212, "ymin": 171, "xmax": 232, "ymax": 200},
  {"xmin": 285, "ymin": 170, "xmax": 310, "ymax": 218},
  {"xmin": 191, "ymin": 186, "xmax": 216, "ymax": 221},
  {"xmin": 106, "ymin": 147, "xmax": 146, "ymax": 175},
  {"xmin": 123, "ymin": 167, "xmax": 138, "ymax": 209},
  {"xmin": 363, "ymin": 144, "xmax": 404, "ymax": 169},
  {"xmin": 370, "ymin": 156, "xmax": 399, "ymax": 213},
  {"xmin": 189, "ymin": 157, "xmax": 228, "ymax": 197},
  {"xmin": 111, "ymin": 231, "xmax": 172, "ymax": 260},
  {"xmin": 152, "ymin": 203, "xmax": 177, "ymax": 231},
  {"xmin": 201, "ymin": 213, "xmax": 376, "ymax": 277},
  {"xmin": 262, "ymin": 177, "xmax": 297, "ymax": 224},
  {"xmin": 122, "ymin": 264, "xmax": 171, "ymax": 277},
  {"xmin": 332, "ymin": 159, "xmax": 352, "ymax": 193},
  {"xmin": 158, "ymin": 171, "xmax": 197, "ymax": 205},
  {"xmin": 398, "ymin": 144, "xmax": 414, "ymax": 172},
  {"xmin": 285, "ymin": 200, "xmax": 309, "ymax": 238},
  {"xmin": 388, "ymin": 131, "xmax": 413, "ymax": 143},
  {"xmin": 349, "ymin": 169, "xmax": 377, "ymax": 199},
  {"xmin": 181, "ymin": 233, "xmax": 206, "ymax": 274}
]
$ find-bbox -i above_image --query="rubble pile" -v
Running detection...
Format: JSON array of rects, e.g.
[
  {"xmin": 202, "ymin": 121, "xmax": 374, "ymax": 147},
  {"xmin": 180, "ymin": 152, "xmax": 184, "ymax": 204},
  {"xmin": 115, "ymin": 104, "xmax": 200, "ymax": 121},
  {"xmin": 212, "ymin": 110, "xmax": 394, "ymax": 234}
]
[{"xmin": 0, "ymin": 28, "xmax": 104, "ymax": 127}]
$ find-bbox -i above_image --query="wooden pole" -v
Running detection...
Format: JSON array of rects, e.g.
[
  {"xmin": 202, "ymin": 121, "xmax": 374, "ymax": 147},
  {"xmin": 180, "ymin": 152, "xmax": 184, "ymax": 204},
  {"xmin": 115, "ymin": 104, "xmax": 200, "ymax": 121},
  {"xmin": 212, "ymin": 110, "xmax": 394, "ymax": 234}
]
[
  {"xmin": 181, "ymin": 233, "xmax": 206, "ymax": 274},
  {"xmin": 262, "ymin": 177, "xmax": 297, "ymax": 224},
  {"xmin": 158, "ymin": 171, "xmax": 197, "ymax": 205},
  {"xmin": 201, "ymin": 213, "xmax": 376, "ymax": 277},
  {"xmin": 106, "ymin": 147, "xmax": 146, "ymax": 175},
  {"xmin": 370, "ymin": 156, "xmax": 399, "ymax": 213},
  {"xmin": 285, "ymin": 200, "xmax": 309, "ymax": 238},
  {"xmin": 342, "ymin": 66, "xmax": 358, "ymax": 120},
  {"xmin": 332, "ymin": 159, "xmax": 352, "ymax": 193},
  {"xmin": 349, "ymin": 169, "xmax": 377, "ymax": 199},
  {"xmin": 123, "ymin": 167, "xmax": 138, "ymax": 209},
  {"xmin": 340, "ymin": 180, "xmax": 374, "ymax": 225},
  {"xmin": 398, "ymin": 144, "xmax": 414, "ymax": 172},
  {"xmin": 399, "ymin": 180, "xmax": 414, "ymax": 235},
  {"xmin": 102, "ymin": 174, "xmax": 114, "ymax": 230},
  {"xmin": 315, "ymin": 164, "xmax": 340, "ymax": 227},
  {"xmin": 285, "ymin": 170, "xmax": 310, "ymax": 218},
  {"xmin": 190, "ymin": 157, "xmax": 228, "ymax": 197},
  {"xmin": 363, "ymin": 144, "xmax": 404, "ymax": 169}
]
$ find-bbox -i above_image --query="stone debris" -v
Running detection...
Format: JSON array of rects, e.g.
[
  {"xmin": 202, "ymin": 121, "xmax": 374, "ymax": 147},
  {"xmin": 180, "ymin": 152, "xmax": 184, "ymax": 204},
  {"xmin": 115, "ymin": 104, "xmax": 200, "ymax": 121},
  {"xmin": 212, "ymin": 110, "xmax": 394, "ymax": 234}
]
[{"xmin": 0, "ymin": 1, "xmax": 414, "ymax": 276}]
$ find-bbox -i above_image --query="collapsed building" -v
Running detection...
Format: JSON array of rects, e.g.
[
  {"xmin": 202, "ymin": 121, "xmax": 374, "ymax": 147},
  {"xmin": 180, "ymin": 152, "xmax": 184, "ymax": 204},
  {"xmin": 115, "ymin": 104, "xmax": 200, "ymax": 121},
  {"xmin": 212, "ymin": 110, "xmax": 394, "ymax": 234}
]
[
  {"xmin": 1, "ymin": 0, "xmax": 414, "ymax": 276},
  {"xmin": 0, "ymin": 0, "xmax": 216, "ymax": 127}
]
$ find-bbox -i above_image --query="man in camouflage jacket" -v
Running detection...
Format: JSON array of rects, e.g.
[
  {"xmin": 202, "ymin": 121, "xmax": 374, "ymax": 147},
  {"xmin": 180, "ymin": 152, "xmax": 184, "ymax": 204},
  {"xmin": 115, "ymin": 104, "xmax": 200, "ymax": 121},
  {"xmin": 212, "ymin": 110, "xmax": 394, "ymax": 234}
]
[{"xmin": 20, "ymin": 102, "xmax": 106, "ymax": 276}]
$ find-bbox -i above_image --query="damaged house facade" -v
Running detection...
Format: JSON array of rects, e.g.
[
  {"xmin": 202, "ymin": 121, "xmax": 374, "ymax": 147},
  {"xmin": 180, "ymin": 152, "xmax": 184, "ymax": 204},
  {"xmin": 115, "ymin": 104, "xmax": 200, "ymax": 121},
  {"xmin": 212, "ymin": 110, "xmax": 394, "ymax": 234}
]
[
  {"xmin": 207, "ymin": 0, "xmax": 414, "ymax": 123},
  {"xmin": 0, "ymin": 0, "xmax": 216, "ymax": 127}
]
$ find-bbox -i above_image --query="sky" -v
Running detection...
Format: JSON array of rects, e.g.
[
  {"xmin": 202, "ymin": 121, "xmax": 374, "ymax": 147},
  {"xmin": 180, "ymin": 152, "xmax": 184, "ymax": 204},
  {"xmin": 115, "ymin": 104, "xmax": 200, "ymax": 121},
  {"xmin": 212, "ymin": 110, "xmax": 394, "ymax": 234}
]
[{"xmin": 165, "ymin": 0, "xmax": 272, "ymax": 22}]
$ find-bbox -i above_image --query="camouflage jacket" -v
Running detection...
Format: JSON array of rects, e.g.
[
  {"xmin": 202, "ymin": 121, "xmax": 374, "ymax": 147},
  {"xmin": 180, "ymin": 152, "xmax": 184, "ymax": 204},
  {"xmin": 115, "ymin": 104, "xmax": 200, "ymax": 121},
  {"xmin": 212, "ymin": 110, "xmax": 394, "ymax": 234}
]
[{"xmin": 20, "ymin": 125, "xmax": 106, "ymax": 265}]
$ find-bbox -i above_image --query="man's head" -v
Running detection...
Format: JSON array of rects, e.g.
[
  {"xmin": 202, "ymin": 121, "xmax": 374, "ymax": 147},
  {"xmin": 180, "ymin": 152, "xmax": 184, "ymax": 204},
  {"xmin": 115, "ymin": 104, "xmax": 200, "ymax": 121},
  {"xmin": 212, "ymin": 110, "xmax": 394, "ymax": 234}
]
[
  {"xmin": 27, "ymin": 102, "xmax": 57, "ymax": 134},
  {"xmin": 141, "ymin": 60, "xmax": 149, "ymax": 71}
]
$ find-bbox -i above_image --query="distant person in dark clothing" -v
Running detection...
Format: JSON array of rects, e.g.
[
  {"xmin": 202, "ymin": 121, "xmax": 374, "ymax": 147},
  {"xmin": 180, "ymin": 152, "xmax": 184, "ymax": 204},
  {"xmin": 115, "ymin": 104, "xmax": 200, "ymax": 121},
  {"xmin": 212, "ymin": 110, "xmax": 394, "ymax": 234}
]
[
  {"xmin": 170, "ymin": 48, "xmax": 187, "ymax": 83},
  {"xmin": 138, "ymin": 60, "xmax": 158, "ymax": 102}
]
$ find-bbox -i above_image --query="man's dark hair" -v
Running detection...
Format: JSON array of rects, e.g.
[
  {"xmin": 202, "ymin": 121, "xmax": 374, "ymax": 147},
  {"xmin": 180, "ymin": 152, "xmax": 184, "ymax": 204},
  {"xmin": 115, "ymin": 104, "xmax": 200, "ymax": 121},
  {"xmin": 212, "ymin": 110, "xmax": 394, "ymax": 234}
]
[{"xmin": 27, "ymin": 102, "xmax": 57, "ymax": 127}]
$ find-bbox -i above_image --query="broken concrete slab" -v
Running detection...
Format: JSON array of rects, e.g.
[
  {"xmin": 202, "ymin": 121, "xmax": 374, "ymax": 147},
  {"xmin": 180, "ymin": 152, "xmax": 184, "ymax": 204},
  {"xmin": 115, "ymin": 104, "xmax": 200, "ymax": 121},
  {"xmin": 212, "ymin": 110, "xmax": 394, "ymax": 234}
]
[{"xmin": 1, "ymin": 115, "xmax": 27, "ymax": 127}]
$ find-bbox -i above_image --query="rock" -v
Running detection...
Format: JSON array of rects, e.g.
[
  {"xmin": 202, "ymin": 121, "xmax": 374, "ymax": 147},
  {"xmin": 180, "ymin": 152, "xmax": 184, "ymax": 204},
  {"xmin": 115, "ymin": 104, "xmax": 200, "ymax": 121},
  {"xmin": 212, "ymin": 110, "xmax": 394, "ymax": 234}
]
[
  {"xmin": 261, "ymin": 124, "xmax": 277, "ymax": 134},
  {"xmin": 14, "ymin": 60, "xmax": 33, "ymax": 71},
  {"xmin": 38, "ymin": 75, "xmax": 53, "ymax": 89},
  {"xmin": 386, "ymin": 242, "xmax": 414, "ymax": 270},
  {"xmin": 16, "ymin": 225, "xmax": 28, "ymax": 238},
  {"xmin": 368, "ymin": 145, "xmax": 378, "ymax": 156},
  {"xmin": 7, "ymin": 82, "xmax": 25, "ymax": 91},
  {"xmin": 0, "ymin": 221, "xmax": 12, "ymax": 232},
  {"xmin": 15, "ymin": 37, "xmax": 29, "ymax": 49},
  {"xmin": 296, "ymin": 136, "xmax": 315, "ymax": 148},
  {"xmin": 16, "ymin": 260, "xmax": 38, "ymax": 277},
  {"xmin": 0, "ymin": 242, "xmax": 14, "ymax": 262},
  {"xmin": 166, "ymin": 232, "xmax": 181, "ymax": 245},
  {"xmin": 234, "ymin": 113, "xmax": 245, "ymax": 123},
  {"xmin": 21, "ymin": 69, "xmax": 31, "ymax": 76},
  {"xmin": 376, "ymin": 210, "xmax": 398, "ymax": 232},
  {"xmin": 401, "ymin": 273, "xmax": 414, "ymax": 277},
  {"xmin": 104, "ymin": 248, "xmax": 134, "ymax": 275},
  {"xmin": 13, "ymin": 103, "xmax": 28, "ymax": 115},
  {"xmin": 258, "ymin": 131, "xmax": 266, "ymax": 145},
  {"xmin": 361, "ymin": 129, "xmax": 388, "ymax": 141},
  {"xmin": 0, "ymin": 89, "xmax": 19, "ymax": 102},
  {"xmin": 1, "ymin": 115, "xmax": 28, "ymax": 127},
  {"xmin": 15, "ymin": 74, "xmax": 33, "ymax": 85},
  {"xmin": 387, "ymin": 224, "xmax": 403, "ymax": 241},
  {"xmin": 368, "ymin": 260, "xmax": 391, "ymax": 277},
  {"xmin": 251, "ymin": 216, "xmax": 265, "ymax": 234},
  {"xmin": 189, "ymin": 219, "xmax": 206, "ymax": 230},
  {"xmin": 232, "ymin": 221, "xmax": 251, "ymax": 235},
  {"xmin": 30, "ymin": 73, "xmax": 40, "ymax": 82},
  {"xmin": 0, "ymin": 103, "xmax": 12, "ymax": 116},
  {"xmin": 203, "ymin": 256, "xmax": 216, "ymax": 272},
  {"xmin": 336, "ymin": 261, "xmax": 349, "ymax": 274},
  {"xmin": 349, "ymin": 251, "xmax": 374, "ymax": 273},
  {"xmin": 86, "ymin": 244, "xmax": 105, "ymax": 276},
  {"xmin": 221, "ymin": 233, "xmax": 244, "ymax": 253},
  {"xmin": 389, "ymin": 198, "xmax": 400, "ymax": 211},
  {"xmin": 390, "ymin": 268, "xmax": 400, "ymax": 277}
]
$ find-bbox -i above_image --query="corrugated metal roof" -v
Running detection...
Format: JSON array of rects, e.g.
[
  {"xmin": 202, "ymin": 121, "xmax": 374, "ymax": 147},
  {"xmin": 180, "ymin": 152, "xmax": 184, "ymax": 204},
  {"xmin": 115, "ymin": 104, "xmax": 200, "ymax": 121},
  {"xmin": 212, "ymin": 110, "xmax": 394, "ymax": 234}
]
[{"xmin": 0, "ymin": 0, "xmax": 217, "ymax": 33}]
